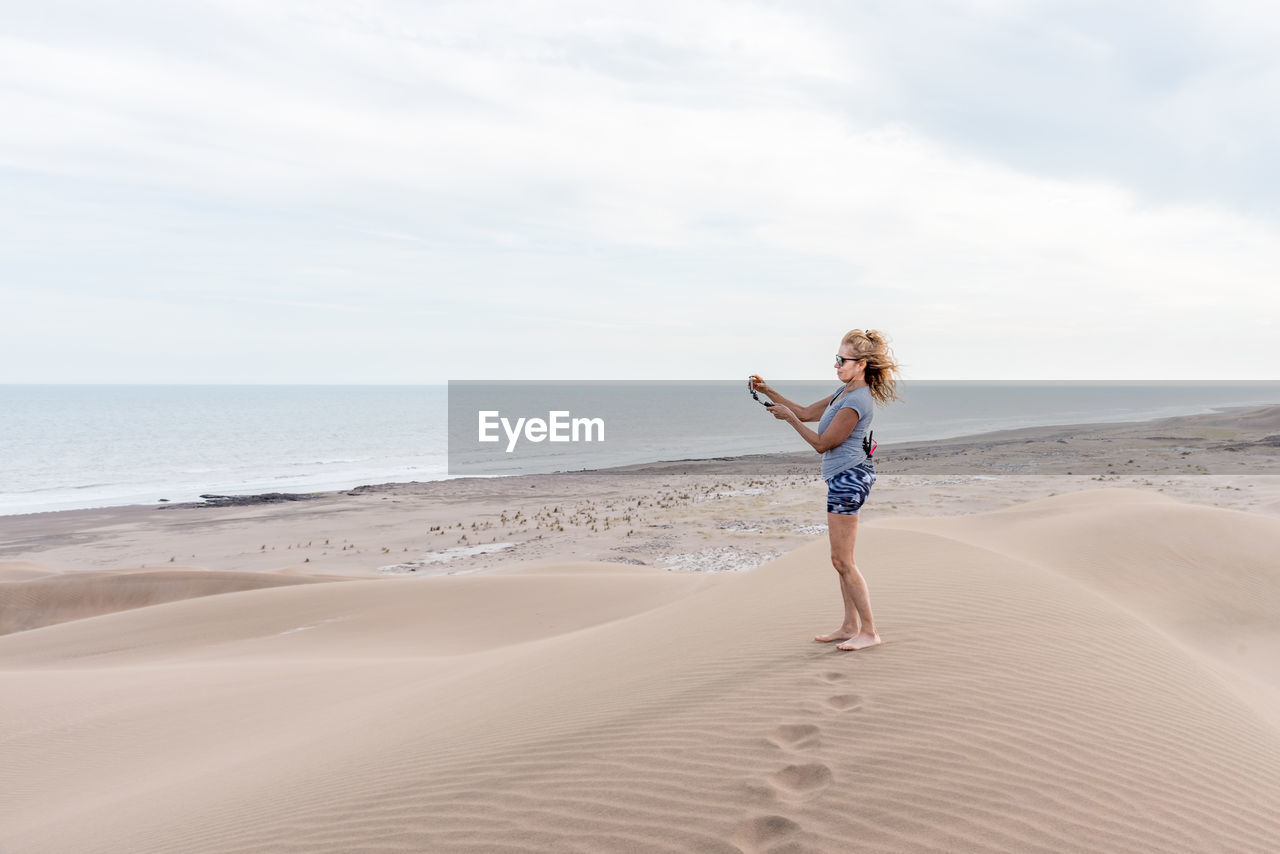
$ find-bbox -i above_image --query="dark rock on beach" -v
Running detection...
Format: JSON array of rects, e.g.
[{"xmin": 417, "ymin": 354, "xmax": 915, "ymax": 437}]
[{"xmin": 158, "ymin": 493, "xmax": 323, "ymax": 510}]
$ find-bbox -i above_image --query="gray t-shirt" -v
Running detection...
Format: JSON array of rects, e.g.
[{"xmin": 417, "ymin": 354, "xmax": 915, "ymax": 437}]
[{"xmin": 818, "ymin": 384, "xmax": 874, "ymax": 479}]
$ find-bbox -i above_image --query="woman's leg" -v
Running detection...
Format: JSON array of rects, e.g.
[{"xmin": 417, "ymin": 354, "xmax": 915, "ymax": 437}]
[
  {"xmin": 815, "ymin": 512, "xmax": 860, "ymax": 642},
  {"xmin": 817, "ymin": 511, "xmax": 881, "ymax": 650}
]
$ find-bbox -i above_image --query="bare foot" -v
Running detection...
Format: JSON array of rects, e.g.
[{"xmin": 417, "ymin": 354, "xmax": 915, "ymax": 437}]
[
  {"xmin": 814, "ymin": 629, "xmax": 856, "ymax": 643},
  {"xmin": 836, "ymin": 632, "xmax": 882, "ymax": 651}
]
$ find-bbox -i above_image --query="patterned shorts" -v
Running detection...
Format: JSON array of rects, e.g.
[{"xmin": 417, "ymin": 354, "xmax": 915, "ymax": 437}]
[{"xmin": 825, "ymin": 462, "xmax": 876, "ymax": 515}]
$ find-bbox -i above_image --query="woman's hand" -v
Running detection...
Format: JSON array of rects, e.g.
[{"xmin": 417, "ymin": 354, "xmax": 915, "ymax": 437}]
[
  {"xmin": 767, "ymin": 403, "xmax": 796, "ymax": 422},
  {"xmin": 749, "ymin": 374, "xmax": 771, "ymax": 395}
]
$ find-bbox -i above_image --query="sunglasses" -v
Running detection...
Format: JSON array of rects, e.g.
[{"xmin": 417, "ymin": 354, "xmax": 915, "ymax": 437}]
[{"xmin": 834, "ymin": 355, "xmax": 864, "ymax": 367}]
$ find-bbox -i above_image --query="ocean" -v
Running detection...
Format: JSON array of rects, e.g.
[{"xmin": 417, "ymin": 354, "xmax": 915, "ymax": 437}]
[{"xmin": 3, "ymin": 382, "xmax": 1279, "ymax": 516}]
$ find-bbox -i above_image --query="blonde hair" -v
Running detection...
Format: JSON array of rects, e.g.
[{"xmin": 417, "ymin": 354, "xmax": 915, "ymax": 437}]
[{"xmin": 840, "ymin": 328, "xmax": 902, "ymax": 405}]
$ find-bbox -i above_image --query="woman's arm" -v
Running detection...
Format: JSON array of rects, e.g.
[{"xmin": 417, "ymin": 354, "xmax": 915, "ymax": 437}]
[
  {"xmin": 750, "ymin": 377, "xmax": 832, "ymax": 422},
  {"xmin": 770, "ymin": 406, "xmax": 859, "ymax": 453}
]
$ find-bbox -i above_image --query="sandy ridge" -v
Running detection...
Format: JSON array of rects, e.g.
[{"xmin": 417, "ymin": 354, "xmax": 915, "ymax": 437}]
[{"xmin": 0, "ymin": 567, "xmax": 338, "ymax": 636}]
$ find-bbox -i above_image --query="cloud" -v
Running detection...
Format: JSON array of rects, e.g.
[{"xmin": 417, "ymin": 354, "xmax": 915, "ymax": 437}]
[
  {"xmin": 1, "ymin": 0, "xmax": 1277, "ymax": 381},
  {"xmin": 798, "ymin": 0, "xmax": 1280, "ymax": 214}
]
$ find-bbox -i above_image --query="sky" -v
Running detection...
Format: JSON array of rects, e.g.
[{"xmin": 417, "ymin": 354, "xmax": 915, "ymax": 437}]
[{"xmin": 2, "ymin": 0, "xmax": 1278, "ymax": 382}]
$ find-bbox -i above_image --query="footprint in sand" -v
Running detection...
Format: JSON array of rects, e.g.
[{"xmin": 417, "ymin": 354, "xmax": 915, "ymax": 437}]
[
  {"xmin": 770, "ymin": 762, "xmax": 833, "ymax": 796},
  {"xmin": 769, "ymin": 723, "xmax": 822, "ymax": 749},
  {"xmin": 732, "ymin": 814, "xmax": 803, "ymax": 853},
  {"xmin": 740, "ymin": 780, "xmax": 779, "ymax": 806},
  {"xmin": 818, "ymin": 671, "xmax": 845, "ymax": 683},
  {"xmin": 824, "ymin": 693, "xmax": 863, "ymax": 712}
]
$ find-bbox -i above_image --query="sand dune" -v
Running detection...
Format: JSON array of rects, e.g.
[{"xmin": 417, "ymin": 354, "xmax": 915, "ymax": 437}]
[
  {"xmin": 4, "ymin": 489, "xmax": 1280, "ymax": 853},
  {"xmin": 0, "ymin": 560, "xmax": 58, "ymax": 583},
  {"xmin": 0, "ymin": 561, "xmax": 719, "ymax": 667},
  {"xmin": 0, "ymin": 566, "xmax": 339, "ymax": 636},
  {"xmin": 875, "ymin": 488, "xmax": 1280, "ymax": 716}
]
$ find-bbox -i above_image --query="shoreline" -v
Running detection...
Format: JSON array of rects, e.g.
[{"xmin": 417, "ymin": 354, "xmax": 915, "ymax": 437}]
[
  {"xmin": 1, "ymin": 404, "xmax": 1278, "ymax": 587},
  {"xmin": 5, "ymin": 401, "xmax": 1278, "ymax": 522}
]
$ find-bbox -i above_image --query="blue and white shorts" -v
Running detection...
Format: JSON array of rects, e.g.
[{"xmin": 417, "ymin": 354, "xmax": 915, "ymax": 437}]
[{"xmin": 825, "ymin": 462, "xmax": 876, "ymax": 515}]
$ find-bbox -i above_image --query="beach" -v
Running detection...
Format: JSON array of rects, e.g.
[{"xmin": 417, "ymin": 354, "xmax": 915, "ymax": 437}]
[{"xmin": 3, "ymin": 405, "xmax": 1280, "ymax": 852}]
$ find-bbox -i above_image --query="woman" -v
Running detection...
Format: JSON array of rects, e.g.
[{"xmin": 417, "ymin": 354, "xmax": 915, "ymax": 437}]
[{"xmin": 751, "ymin": 328, "xmax": 901, "ymax": 651}]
